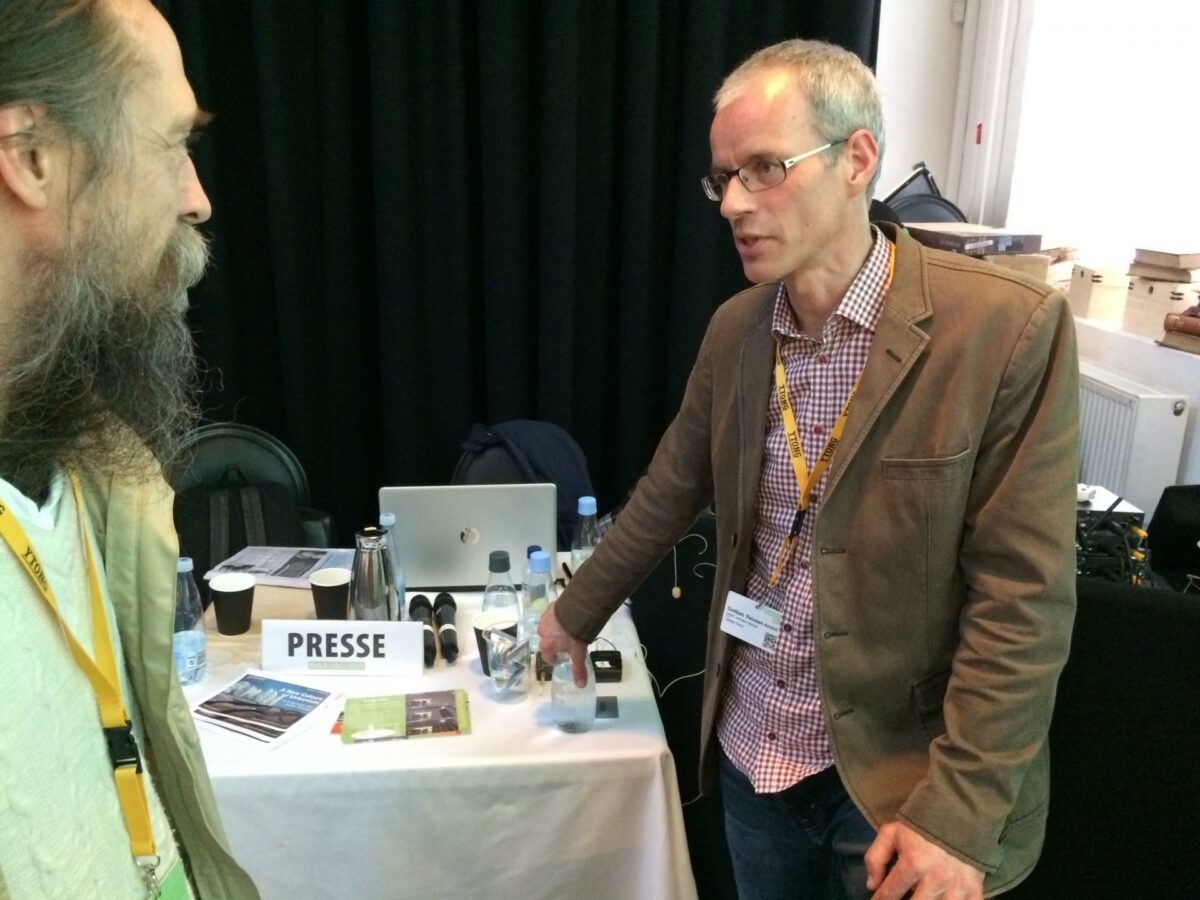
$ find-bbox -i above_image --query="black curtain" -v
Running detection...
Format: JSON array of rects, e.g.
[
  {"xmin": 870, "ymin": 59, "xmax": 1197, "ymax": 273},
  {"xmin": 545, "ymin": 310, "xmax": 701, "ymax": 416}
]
[{"xmin": 164, "ymin": 1, "xmax": 880, "ymax": 544}]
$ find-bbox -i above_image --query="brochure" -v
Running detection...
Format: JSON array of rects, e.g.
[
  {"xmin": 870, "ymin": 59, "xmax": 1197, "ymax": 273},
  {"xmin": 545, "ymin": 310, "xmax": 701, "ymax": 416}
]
[
  {"xmin": 194, "ymin": 671, "xmax": 337, "ymax": 746},
  {"xmin": 341, "ymin": 690, "xmax": 472, "ymax": 743},
  {"xmin": 205, "ymin": 546, "xmax": 355, "ymax": 588}
]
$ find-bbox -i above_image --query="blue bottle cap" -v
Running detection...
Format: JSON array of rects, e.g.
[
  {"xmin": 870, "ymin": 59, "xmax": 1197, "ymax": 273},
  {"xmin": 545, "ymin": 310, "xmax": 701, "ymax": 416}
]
[
  {"xmin": 526, "ymin": 544, "xmax": 542, "ymax": 558},
  {"xmin": 177, "ymin": 557, "xmax": 194, "ymax": 573},
  {"xmin": 379, "ymin": 512, "xmax": 396, "ymax": 528},
  {"xmin": 577, "ymin": 496, "xmax": 597, "ymax": 516},
  {"xmin": 530, "ymin": 550, "xmax": 552, "ymax": 573}
]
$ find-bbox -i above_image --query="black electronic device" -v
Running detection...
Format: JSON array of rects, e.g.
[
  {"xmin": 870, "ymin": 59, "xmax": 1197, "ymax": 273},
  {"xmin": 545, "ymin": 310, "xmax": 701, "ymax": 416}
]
[
  {"xmin": 408, "ymin": 594, "xmax": 436, "ymax": 667},
  {"xmin": 595, "ymin": 696, "xmax": 619, "ymax": 719},
  {"xmin": 590, "ymin": 649, "xmax": 622, "ymax": 683},
  {"xmin": 1075, "ymin": 486, "xmax": 1148, "ymax": 584},
  {"xmin": 432, "ymin": 592, "xmax": 459, "ymax": 663}
]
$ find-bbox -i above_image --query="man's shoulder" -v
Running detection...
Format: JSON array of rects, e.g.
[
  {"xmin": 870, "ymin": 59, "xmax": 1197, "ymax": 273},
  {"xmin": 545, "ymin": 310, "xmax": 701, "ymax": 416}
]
[{"xmin": 920, "ymin": 245, "xmax": 1062, "ymax": 312}]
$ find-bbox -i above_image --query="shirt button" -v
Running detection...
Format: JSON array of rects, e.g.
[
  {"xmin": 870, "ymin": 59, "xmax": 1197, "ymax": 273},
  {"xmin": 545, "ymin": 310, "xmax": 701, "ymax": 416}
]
[
  {"xmin": 813, "ymin": 425, "xmax": 825, "ymax": 435},
  {"xmin": 782, "ymin": 623, "xmax": 793, "ymax": 633},
  {"xmin": 799, "ymin": 559, "xmax": 810, "ymax": 570},
  {"xmin": 767, "ymin": 732, "xmax": 778, "ymax": 741},
  {"xmin": 817, "ymin": 354, "xmax": 829, "ymax": 364},
  {"xmin": 775, "ymin": 679, "xmax": 786, "ymax": 689}
]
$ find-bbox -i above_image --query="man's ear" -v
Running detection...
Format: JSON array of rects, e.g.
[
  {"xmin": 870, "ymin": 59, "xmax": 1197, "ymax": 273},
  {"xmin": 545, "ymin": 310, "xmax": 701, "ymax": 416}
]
[
  {"xmin": 843, "ymin": 127, "xmax": 879, "ymax": 200},
  {"xmin": 0, "ymin": 104, "xmax": 56, "ymax": 211}
]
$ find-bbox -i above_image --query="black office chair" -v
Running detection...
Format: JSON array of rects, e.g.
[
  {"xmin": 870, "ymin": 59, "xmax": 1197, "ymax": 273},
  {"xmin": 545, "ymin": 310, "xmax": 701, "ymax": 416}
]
[
  {"xmin": 881, "ymin": 161, "xmax": 968, "ymax": 223},
  {"xmin": 1146, "ymin": 484, "xmax": 1200, "ymax": 592},
  {"xmin": 451, "ymin": 420, "xmax": 594, "ymax": 551},
  {"xmin": 171, "ymin": 423, "xmax": 335, "ymax": 576}
]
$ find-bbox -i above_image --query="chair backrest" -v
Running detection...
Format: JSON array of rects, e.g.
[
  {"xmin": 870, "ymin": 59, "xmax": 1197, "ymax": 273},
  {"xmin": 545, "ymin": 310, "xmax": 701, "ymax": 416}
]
[
  {"xmin": 1147, "ymin": 484, "xmax": 1200, "ymax": 590},
  {"xmin": 173, "ymin": 423, "xmax": 311, "ymax": 505},
  {"xmin": 170, "ymin": 423, "xmax": 331, "ymax": 577},
  {"xmin": 451, "ymin": 420, "xmax": 594, "ymax": 551}
]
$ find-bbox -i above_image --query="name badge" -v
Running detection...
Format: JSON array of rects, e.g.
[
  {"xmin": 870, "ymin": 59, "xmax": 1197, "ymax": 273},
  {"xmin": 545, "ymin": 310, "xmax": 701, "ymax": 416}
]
[
  {"xmin": 719, "ymin": 590, "xmax": 782, "ymax": 653},
  {"xmin": 262, "ymin": 620, "xmax": 423, "ymax": 676}
]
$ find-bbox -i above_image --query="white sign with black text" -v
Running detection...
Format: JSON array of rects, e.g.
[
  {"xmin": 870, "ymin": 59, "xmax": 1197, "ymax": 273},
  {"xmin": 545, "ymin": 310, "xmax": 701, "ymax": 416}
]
[{"xmin": 261, "ymin": 620, "xmax": 424, "ymax": 676}]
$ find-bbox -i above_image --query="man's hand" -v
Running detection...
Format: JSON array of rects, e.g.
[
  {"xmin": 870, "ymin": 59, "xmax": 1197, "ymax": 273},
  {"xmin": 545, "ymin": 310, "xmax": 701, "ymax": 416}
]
[
  {"xmin": 865, "ymin": 821, "xmax": 984, "ymax": 900},
  {"xmin": 536, "ymin": 603, "xmax": 589, "ymax": 686}
]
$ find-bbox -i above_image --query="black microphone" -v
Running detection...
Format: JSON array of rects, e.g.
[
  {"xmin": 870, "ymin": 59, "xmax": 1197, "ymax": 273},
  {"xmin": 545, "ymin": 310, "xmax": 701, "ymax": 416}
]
[
  {"xmin": 433, "ymin": 592, "xmax": 459, "ymax": 664},
  {"xmin": 408, "ymin": 594, "xmax": 436, "ymax": 667}
]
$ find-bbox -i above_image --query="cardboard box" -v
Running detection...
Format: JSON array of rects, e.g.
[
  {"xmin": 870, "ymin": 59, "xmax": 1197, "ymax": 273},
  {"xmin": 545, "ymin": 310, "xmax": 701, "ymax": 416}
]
[
  {"xmin": 1124, "ymin": 277, "xmax": 1199, "ymax": 339},
  {"xmin": 1067, "ymin": 264, "xmax": 1127, "ymax": 322},
  {"xmin": 983, "ymin": 253, "xmax": 1052, "ymax": 284},
  {"xmin": 905, "ymin": 223, "xmax": 1042, "ymax": 257}
]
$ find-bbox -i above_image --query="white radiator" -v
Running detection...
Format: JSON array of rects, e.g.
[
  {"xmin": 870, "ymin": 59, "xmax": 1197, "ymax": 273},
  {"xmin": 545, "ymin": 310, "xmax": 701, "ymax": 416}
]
[{"xmin": 1078, "ymin": 362, "xmax": 1188, "ymax": 516}]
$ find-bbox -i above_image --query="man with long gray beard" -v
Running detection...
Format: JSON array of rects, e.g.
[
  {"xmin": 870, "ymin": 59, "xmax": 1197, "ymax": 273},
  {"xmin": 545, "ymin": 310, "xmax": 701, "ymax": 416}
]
[{"xmin": 0, "ymin": 1, "xmax": 256, "ymax": 896}]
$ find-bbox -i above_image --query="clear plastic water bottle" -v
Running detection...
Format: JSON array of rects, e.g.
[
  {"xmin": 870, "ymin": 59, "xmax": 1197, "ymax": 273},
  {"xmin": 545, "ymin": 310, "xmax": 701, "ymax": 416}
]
[
  {"xmin": 521, "ymin": 544, "xmax": 542, "ymax": 593},
  {"xmin": 481, "ymin": 550, "xmax": 520, "ymax": 620},
  {"xmin": 378, "ymin": 511, "xmax": 406, "ymax": 620},
  {"xmin": 570, "ymin": 495, "xmax": 600, "ymax": 570},
  {"xmin": 173, "ymin": 557, "xmax": 207, "ymax": 685},
  {"xmin": 552, "ymin": 650, "xmax": 596, "ymax": 733},
  {"xmin": 523, "ymin": 550, "xmax": 556, "ymax": 638}
]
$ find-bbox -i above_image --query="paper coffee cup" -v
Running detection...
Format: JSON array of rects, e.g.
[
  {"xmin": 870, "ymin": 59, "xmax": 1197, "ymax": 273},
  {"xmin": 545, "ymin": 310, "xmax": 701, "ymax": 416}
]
[{"xmin": 210, "ymin": 572, "xmax": 256, "ymax": 635}]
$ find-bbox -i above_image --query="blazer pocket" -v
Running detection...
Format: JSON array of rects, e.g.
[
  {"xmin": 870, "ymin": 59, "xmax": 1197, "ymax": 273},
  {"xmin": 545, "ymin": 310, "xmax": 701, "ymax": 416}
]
[
  {"xmin": 881, "ymin": 446, "xmax": 972, "ymax": 482},
  {"xmin": 911, "ymin": 668, "xmax": 951, "ymax": 741}
]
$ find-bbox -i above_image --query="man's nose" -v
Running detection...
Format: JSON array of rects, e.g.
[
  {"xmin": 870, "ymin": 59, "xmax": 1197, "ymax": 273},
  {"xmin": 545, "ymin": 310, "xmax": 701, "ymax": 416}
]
[
  {"xmin": 180, "ymin": 156, "xmax": 211, "ymax": 225},
  {"xmin": 719, "ymin": 176, "xmax": 753, "ymax": 221}
]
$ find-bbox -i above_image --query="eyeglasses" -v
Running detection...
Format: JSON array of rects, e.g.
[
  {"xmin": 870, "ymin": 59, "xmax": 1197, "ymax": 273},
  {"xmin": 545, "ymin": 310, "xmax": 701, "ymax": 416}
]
[{"xmin": 700, "ymin": 139, "xmax": 847, "ymax": 202}]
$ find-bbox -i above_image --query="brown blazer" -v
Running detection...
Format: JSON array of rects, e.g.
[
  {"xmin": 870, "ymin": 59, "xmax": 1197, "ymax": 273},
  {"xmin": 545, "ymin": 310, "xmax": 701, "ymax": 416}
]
[{"xmin": 554, "ymin": 223, "xmax": 1079, "ymax": 894}]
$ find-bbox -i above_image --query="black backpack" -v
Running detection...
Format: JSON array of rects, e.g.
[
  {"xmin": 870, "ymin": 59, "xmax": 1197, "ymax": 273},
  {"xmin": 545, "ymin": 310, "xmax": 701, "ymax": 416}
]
[
  {"xmin": 173, "ymin": 464, "xmax": 307, "ymax": 580},
  {"xmin": 452, "ymin": 420, "xmax": 595, "ymax": 551}
]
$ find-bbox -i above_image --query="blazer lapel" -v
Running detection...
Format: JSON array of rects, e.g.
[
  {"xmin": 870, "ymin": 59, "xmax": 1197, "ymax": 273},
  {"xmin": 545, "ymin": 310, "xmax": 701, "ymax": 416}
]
[
  {"xmin": 824, "ymin": 226, "xmax": 933, "ymax": 499},
  {"xmin": 736, "ymin": 293, "xmax": 775, "ymax": 543}
]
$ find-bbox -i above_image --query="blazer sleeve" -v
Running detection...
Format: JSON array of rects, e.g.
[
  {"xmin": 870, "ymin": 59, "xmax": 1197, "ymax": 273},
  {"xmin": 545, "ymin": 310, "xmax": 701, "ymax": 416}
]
[
  {"xmin": 554, "ymin": 315, "xmax": 720, "ymax": 641},
  {"xmin": 896, "ymin": 290, "xmax": 1079, "ymax": 867}
]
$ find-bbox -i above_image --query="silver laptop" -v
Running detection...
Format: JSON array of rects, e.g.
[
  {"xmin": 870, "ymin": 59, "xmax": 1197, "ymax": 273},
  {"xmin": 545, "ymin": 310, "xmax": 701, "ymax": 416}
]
[{"xmin": 378, "ymin": 484, "xmax": 557, "ymax": 591}]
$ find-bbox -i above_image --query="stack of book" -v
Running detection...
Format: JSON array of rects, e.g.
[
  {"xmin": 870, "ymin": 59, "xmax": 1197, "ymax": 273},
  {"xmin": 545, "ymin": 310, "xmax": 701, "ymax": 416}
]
[
  {"xmin": 1125, "ymin": 248, "xmax": 1200, "ymax": 339},
  {"xmin": 1161, "ymin": 310, "xmax": 1200, "ymax": 354}
]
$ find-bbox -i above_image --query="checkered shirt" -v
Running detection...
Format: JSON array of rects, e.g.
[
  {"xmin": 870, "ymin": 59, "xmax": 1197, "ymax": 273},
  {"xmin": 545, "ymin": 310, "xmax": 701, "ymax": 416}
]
[{"xmin": 717, "ymin": 226, "xmax": 892, "ymax": 793}]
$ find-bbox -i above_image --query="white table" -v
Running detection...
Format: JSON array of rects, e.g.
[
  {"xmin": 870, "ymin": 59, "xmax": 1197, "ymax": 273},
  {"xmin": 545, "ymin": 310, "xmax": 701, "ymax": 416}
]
[{"xmin": 185, "ymin": 582, "xmax": 697, "ymax": 900}]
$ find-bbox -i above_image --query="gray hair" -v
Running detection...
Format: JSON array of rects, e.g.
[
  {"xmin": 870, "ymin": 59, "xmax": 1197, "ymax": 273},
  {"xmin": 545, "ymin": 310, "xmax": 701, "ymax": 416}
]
[
  {"xmin": 715, "ymin": 39, "xmax": 886, "ymax": 198},
  {"xmin": 0, "ymin": 0, "xmax": 144, "ymax": 186}
]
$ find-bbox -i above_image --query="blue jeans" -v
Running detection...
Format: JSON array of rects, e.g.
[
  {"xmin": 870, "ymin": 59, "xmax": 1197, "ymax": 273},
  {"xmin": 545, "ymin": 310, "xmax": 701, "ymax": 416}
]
[{"xmin": 720, "ymin": 748, "xmax": 877, "ymax": 900}]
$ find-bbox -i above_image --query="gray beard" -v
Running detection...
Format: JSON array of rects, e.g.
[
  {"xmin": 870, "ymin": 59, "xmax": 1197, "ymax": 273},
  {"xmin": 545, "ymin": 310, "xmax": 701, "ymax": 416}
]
[{"xmin": 0, "ymin": 221, "xmax": 209, "ymax": 504}]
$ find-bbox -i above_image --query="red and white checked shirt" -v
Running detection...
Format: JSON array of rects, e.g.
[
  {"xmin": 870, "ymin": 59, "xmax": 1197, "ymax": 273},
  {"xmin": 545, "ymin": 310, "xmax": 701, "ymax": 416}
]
[{"xmin": 717, "ymin": 227, "xmax": 892, "ymax": 793}]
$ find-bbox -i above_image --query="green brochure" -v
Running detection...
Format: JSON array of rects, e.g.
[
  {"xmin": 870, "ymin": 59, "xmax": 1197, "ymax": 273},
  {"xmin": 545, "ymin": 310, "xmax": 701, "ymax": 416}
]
[{"xmin": 340, "ymin": 689, "xmax": 471, "ymax": 743}]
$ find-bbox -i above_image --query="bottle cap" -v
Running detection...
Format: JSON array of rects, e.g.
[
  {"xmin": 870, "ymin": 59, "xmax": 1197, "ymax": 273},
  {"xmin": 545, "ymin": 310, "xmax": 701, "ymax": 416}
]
[
  {"xmin": 379, "ymin": 512, "xmax": 396, "ymax": 527},
  {"xmin": 177, "ymin": 557, "xmax": 194, "ymax": 573},
  {"xmin": 526, "ymin": 544, "xmax": 542, "ymax": 559},
  {"xmin": 530, "ymin": 550, "xmax": 552, "ymax": 573},
  {"xmin": 577, "ymin": 495, "xmax": 597, "ymax": 516},
  {"xmin": 488, "ymin": 550, "xmax": 510, "ymax": 573}
]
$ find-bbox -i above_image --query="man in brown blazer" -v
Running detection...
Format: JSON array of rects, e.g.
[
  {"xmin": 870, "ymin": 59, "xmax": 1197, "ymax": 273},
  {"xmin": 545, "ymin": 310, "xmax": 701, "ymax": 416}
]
[{"xmin": 540, "ymin": 39, "xmax": 1077, "ymax": 900}]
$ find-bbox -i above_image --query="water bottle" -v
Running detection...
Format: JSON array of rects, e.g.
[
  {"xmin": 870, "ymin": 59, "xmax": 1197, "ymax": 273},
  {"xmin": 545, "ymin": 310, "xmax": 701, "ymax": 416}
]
[
  {"xmin": 378, "ymin": 511, "xmax": 406, "ymax": 620},
  {"xmin": 521, "ymin": 544, "xmax": 542, "ymax": 593},
  {"xmin": 523, "ymin": 550, "xmax": 556, "ymax": 638},
  {"xmin": 172, "ymin": 557, "xmax": 207, "ymax": 685},
  {"xmin": 481, "ymin": 550, "xmax": 520, "ymax": 622},
  {"xmin": 350, "ymin": 526, "xmax": 393, "ymax": 621},
  {"xmin": 570, "ymin": 495, "xmax": 600, "ymax": 569},
  {"xmin": 552, "ymin": 650, "xmax": 596, "ymax": 733}
]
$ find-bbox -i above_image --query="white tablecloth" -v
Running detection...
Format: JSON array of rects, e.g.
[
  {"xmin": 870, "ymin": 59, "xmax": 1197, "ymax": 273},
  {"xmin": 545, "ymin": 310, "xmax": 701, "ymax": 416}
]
[{"xmin": 185, "ymin": 581, "xmax": 697, "ymax": 900}]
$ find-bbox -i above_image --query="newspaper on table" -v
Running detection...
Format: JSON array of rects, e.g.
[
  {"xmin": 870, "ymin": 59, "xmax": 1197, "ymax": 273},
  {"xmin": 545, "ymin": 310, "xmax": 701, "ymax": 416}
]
[
  {"xmin": 193, "ymin": 671, "xmax": 338, "ymax": 747},
  {"xmin": 205, "ymin": 546, "xmax": 355, "ymax": 588}
]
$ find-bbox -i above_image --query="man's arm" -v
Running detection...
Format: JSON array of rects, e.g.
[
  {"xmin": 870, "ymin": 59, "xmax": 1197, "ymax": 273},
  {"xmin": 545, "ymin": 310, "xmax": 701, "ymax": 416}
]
[{"xmin": 880, "ymin": 290, "xmax": 1080, "ymax": 884}]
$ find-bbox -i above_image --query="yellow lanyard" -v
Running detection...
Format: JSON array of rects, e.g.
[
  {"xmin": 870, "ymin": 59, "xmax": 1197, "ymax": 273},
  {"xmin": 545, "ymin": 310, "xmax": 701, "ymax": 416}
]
[
  {"xmin": 767, "ymin": 241, "xmax": 895, "ymax": 590},
  {"xmin": 0, "ymin": 471, "xmax": 160, "ymax": 890}
]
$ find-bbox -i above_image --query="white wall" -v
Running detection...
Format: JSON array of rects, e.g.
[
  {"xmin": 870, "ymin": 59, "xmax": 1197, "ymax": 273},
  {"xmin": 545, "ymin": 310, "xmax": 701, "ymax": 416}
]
[{"xmin": 874, "ymin": 1, "xmax": 964, "ymax": 201}]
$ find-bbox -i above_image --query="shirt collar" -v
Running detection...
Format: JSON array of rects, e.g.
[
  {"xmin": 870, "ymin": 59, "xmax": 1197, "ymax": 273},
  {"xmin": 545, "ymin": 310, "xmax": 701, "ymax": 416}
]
[{"xmin": 771, "ymin": 225, "xmax": 892, "ymax": 340}]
